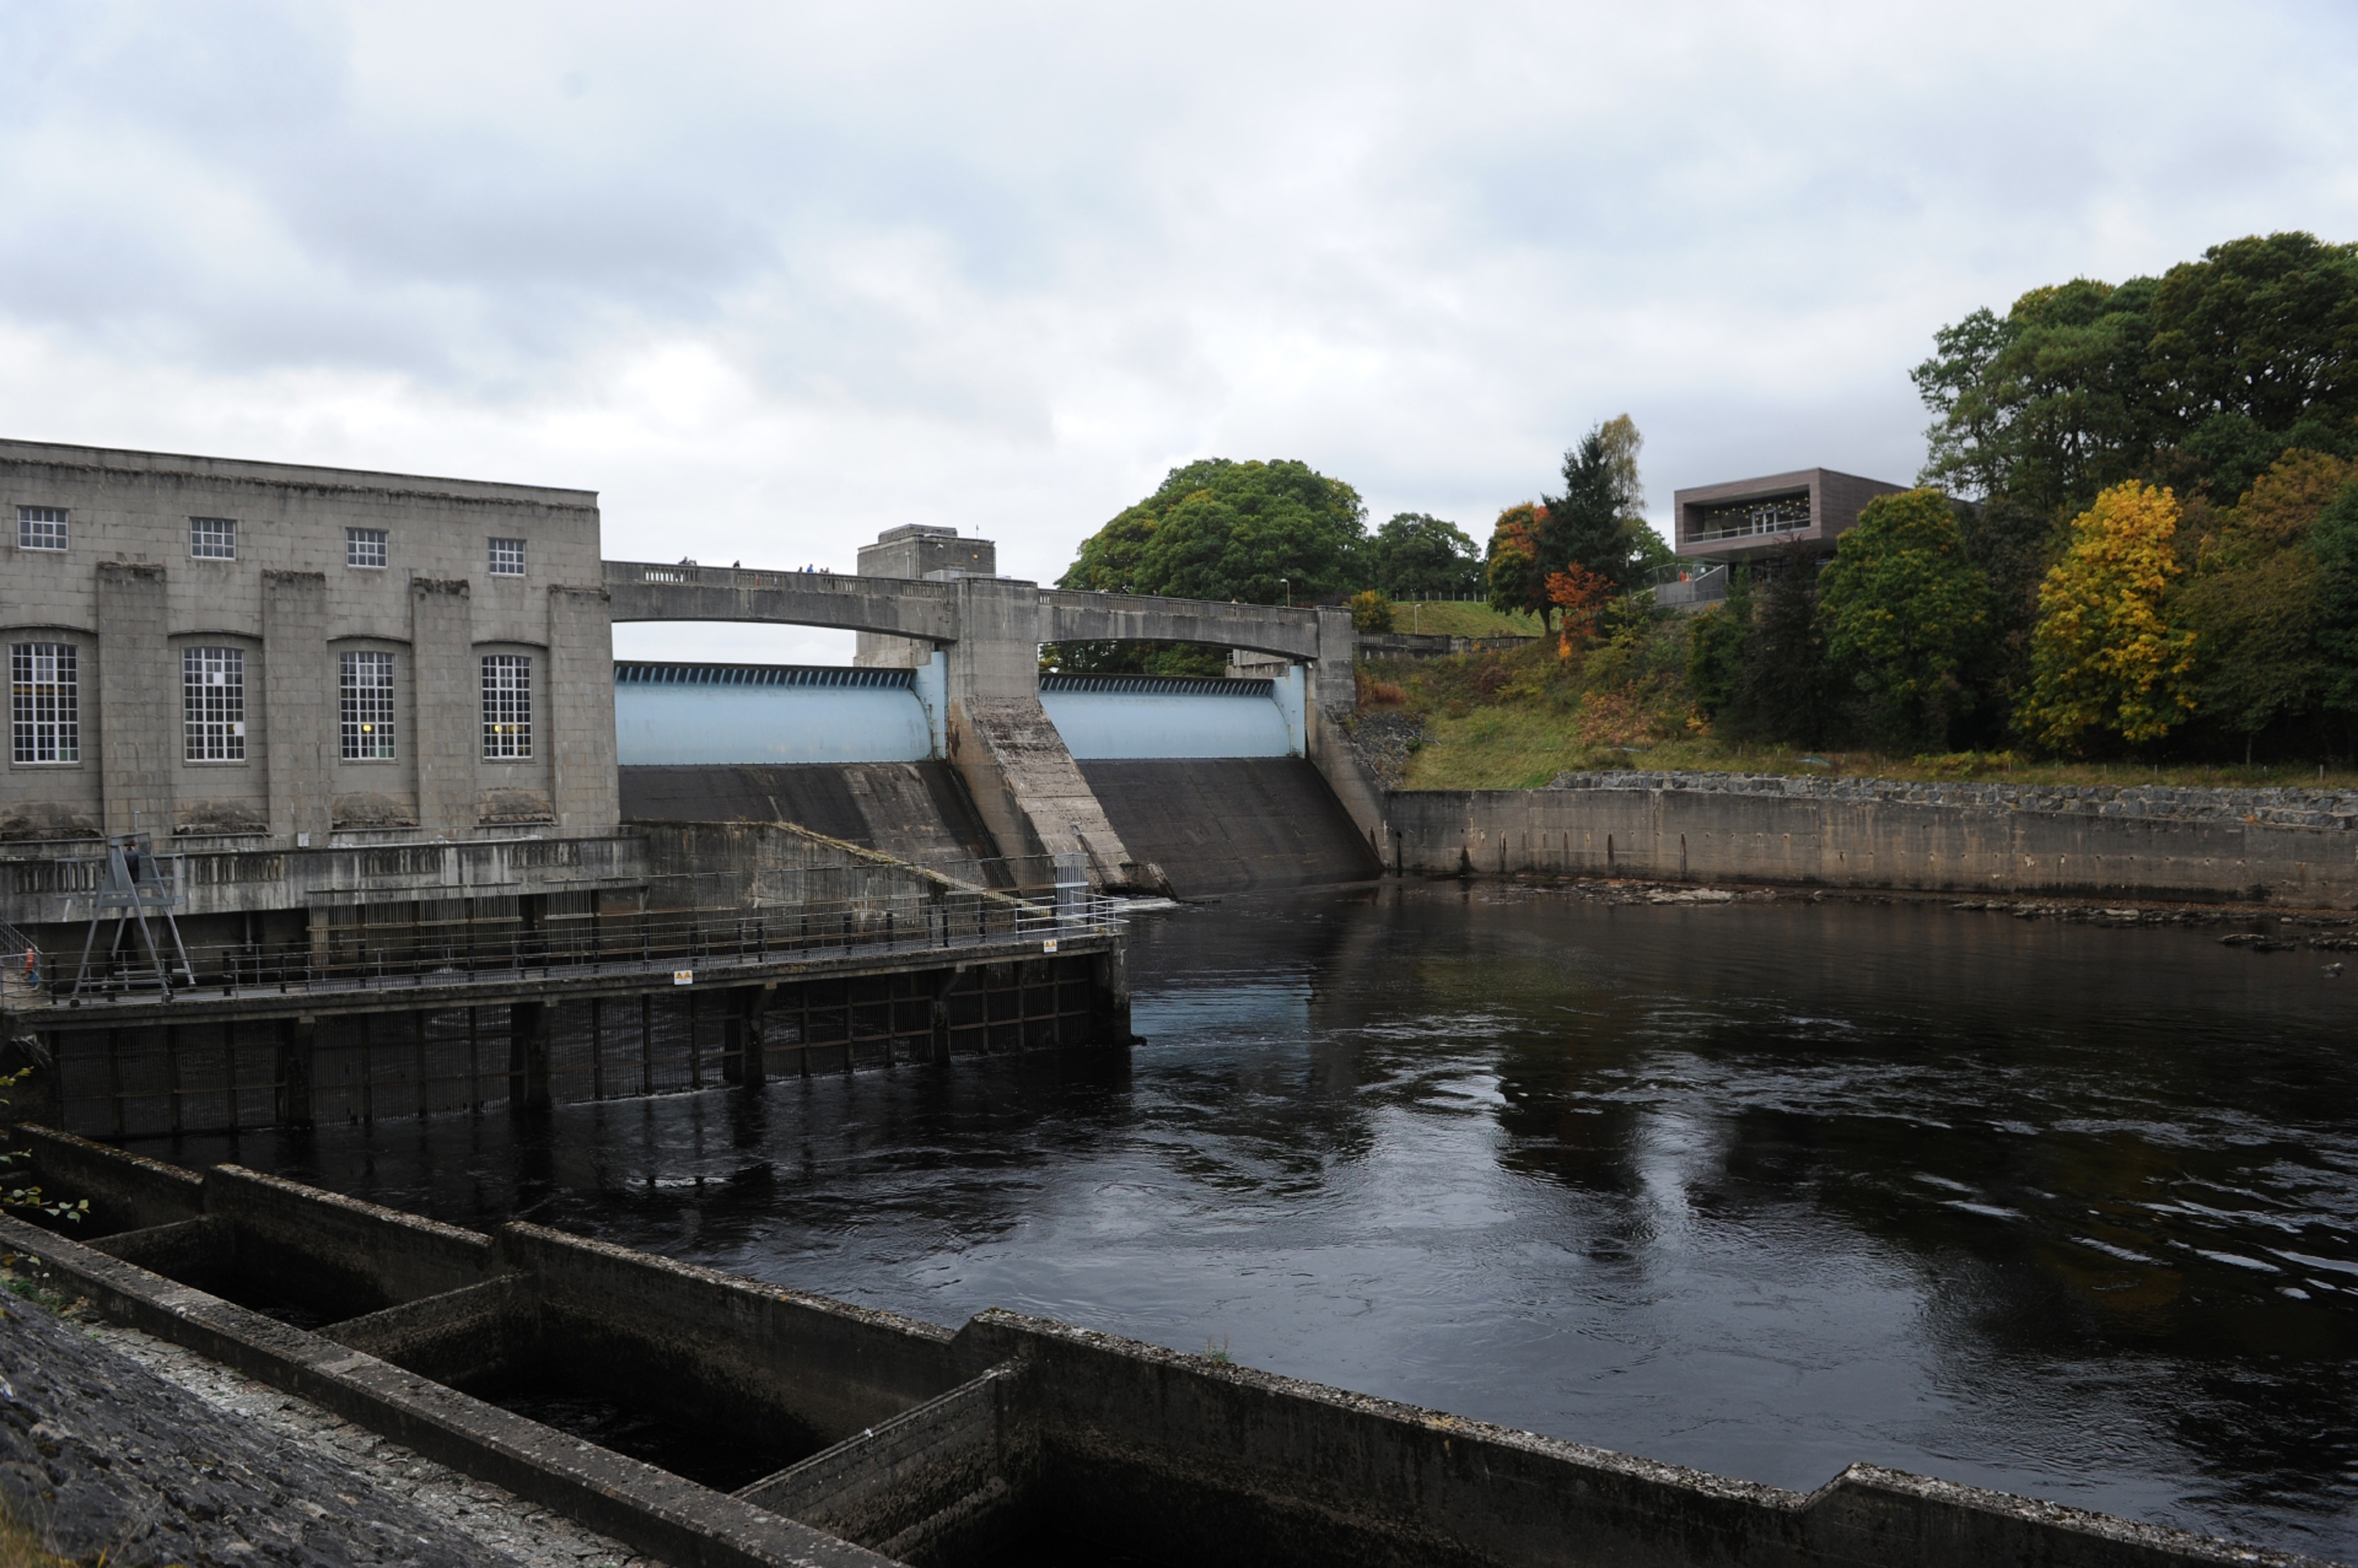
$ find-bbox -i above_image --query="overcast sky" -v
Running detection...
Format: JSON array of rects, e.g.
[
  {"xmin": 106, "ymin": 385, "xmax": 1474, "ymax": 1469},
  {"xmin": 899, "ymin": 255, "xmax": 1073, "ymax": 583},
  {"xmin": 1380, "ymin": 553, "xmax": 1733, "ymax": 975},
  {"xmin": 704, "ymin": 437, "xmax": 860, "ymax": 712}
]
[{"xmin": 4, "ymin": 1, "xmax": 2354, "ymax": 661}]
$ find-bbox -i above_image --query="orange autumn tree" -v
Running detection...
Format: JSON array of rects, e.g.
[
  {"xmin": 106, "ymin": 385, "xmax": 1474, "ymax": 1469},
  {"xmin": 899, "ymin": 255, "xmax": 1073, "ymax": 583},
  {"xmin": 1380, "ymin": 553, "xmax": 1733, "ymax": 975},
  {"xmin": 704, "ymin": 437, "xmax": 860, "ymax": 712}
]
[{"xmin": 1544, "ymin": 563, "xmax": 1614, "ymax": 654}]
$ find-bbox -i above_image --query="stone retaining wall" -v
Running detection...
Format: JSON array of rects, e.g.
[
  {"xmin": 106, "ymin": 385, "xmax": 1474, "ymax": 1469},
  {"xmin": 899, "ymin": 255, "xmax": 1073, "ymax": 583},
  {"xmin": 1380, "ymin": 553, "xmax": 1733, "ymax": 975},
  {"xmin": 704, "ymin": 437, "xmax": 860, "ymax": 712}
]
[
  {"xmin": 1548, "ymin": 769, "xmax": 2358, "ymax": 829},
  {"xmin": 1386, "ymin": 773, "xmax": 2358, "ymax": 906}
]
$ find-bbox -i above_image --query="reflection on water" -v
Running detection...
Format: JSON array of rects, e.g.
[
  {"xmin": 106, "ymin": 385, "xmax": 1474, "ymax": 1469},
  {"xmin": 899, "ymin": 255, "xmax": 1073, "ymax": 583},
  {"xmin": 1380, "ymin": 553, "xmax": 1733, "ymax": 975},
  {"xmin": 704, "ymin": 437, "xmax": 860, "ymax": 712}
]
[{"xmin": 153, "ymin": 884, "xmax": 2358, "ymax": 1560}]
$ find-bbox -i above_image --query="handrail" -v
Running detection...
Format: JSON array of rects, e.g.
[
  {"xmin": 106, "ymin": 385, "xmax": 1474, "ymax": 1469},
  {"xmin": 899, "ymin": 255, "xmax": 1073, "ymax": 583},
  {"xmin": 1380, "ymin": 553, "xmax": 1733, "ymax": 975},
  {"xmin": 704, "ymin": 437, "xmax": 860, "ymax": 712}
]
[{"xmin": 13, "ymin": 889, "xmax": 1126, "ymax": 1004}]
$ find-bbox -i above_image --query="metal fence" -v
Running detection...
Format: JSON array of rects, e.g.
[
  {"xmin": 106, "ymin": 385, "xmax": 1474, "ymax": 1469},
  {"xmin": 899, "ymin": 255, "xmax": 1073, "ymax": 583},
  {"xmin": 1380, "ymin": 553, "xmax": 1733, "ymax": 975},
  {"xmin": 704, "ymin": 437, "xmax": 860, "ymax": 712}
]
[{"xmin": 22, "ymin": 861, "xmax": 1120, "ymax": 1004}]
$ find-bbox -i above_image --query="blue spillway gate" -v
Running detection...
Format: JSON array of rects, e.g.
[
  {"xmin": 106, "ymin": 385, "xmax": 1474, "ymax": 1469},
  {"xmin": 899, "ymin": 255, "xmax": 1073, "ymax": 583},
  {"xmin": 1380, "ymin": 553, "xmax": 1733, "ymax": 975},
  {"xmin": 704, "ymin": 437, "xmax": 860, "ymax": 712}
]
[{"xmin": 615, "ymin": 662, "xmax": 1304, "ymax": 764}]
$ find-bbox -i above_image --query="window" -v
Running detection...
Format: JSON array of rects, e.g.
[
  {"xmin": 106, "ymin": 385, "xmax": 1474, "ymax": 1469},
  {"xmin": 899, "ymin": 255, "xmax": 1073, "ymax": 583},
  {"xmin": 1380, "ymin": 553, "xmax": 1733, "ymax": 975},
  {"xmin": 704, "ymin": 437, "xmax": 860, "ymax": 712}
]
[
  {"xmin": 10, "ymin": 644, "xmax": 77, "ymax": 764},
  {"xmin": 17, "ymin": 506, "xmax": 66, "ymax": 551},
  {"xmin": 189, "ymin": 516, "xmax": 238, "ymax": 560},
  {"xmin": 340, "ymin": 651, "xmax": 396, "ymax": 760},
  {"xmin": 346, "ymin": 527, "xmax": 388, "ymax": 568},
  {"xmin": 488, "ymin": 537, "xmax": 526, "ymax": 577},
  {"xmin": 183, "ymin": 647, "xmax": 246, "ymax": 762},
  {"xmin": 481, "ymin": 654, "xmax": 531, "ymax": 758}
]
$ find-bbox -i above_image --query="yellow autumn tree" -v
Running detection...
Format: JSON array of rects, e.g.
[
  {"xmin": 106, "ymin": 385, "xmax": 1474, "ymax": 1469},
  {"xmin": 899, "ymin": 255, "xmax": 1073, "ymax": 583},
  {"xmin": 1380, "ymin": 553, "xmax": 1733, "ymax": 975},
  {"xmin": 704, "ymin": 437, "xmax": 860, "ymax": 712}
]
[{"xmin": 2017, "ymin": 480, "xmax": 2197, "ymax": 749}]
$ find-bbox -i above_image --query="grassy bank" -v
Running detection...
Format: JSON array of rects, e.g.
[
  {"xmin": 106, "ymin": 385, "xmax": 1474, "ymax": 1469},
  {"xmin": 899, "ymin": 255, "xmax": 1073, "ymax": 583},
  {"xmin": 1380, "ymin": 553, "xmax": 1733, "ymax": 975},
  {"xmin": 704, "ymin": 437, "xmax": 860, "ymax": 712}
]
[
  {"xmin": 1363, "ymin": 643, "xmax": 2358, "ymax": 792},
  {"xmin": 1382, "ymin": 601, "xmax": 1543, "ymax": 638}
]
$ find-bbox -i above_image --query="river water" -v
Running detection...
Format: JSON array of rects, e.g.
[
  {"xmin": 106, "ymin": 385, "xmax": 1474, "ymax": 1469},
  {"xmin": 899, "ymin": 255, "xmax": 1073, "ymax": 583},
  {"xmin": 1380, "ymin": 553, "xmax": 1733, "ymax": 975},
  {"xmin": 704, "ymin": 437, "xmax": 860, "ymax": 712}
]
[{"xmin": 151, "ymin": 883, "xmax": 2358, "ymax": 1560}]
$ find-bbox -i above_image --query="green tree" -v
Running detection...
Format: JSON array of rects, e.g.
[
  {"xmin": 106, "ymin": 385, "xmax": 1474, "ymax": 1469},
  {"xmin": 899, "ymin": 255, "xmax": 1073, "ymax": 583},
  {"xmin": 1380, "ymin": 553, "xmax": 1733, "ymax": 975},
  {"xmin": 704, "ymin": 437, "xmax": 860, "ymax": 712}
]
[
  {"xmin": 1726, "ymin": 544, "xmax": 1836, "ymax": 747},
  {"xmin": 1055, "ymin": 457, "xmax": 1368, "ymax": 672},
  {"xmin": 1485, "ymin": 503, "xmax": 1550, "ymax": 626},
  {"xmin": 2178, "ymin": 451, "xmax": 2358, "ymax": 758},
  {"xmin": 1685, "ymin": 565, "xmax": 1752, "ymax": 721},
  {"xmin": 2314, "ymin": 479, "xmax": 2358, "ymax": 723},
  {"xmin": 2017, "ymin": 480, "xmax": 2198, "ymax": 749},
  {"xmin": 1914, "ymin": 233, "xmax": 2358, "ymax": 520},
  {"xmin": 1370, "ymin": 513, "xmax": 1481, "ymax": 598},
  {"xmin": 1817, "ymin": 489, "xmax": 1993, "ymax": 748},
  {"xmin": 1348, "ymin": 589, "xmax": 1395, "ymax": 632},
  {"xmin": 1542, "ymin": 413, "xmax": 1652, "ymax": 592}
]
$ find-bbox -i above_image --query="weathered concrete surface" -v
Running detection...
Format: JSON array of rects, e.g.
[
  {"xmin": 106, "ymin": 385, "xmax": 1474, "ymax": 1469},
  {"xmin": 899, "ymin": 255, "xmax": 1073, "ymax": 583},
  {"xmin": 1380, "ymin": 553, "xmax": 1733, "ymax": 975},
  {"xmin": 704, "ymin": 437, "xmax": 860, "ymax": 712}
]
[
  {"xmin": 85, "ymin": 1313, "xmax": 660, "ymax": 1568},
  {"xmin": 1388, "ymin": 782, "xmax": 2358, "ymax": 906},
  {"xmin": 942, "ymin": 576, "xmax": 1149, "ymax": 892},
  {"xmin": 620, "ymin": 762, "xmax": 1000, "ymax": 866},
  {"xmin": 497, "ymin": 1221, "xmax": 967, "ymax": 1456},
  {"xmin": 739, "ymin": 1361, "xmax": 1031, "ymax": 1564},
  {"xmin": 1079, "ymin": 758, "xmax": 1379, "ymax": 897},
  {"xmin": 0, "ymin": 1211, "xmax": 899, "ymax": 1568},
  {"xmin": 0, "ymin": 1290, "xmax": 517, "ymax": 1567},
  {"xmin": 1041, "ymin": 589, "xmax": 1324, "ymax": 661},
  {"xmin": 955, "ymin": 1309, "xmax": 2326, "ymax": 1568},
  {"xmin": 604, "ymin": 560, "xmax": 961, "ymax": 642}
]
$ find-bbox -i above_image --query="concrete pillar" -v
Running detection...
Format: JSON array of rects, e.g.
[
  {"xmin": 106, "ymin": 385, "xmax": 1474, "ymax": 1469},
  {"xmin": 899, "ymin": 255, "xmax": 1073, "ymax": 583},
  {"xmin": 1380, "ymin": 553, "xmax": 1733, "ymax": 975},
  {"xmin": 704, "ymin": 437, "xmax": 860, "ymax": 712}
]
[
  {"xmin": 1091, "ymin": 948, "xmax": 1133, "ymax": 1046},
  {"xmin": 96, "ymin": 561, "xmax": 173, "ymax": 836},
  {"xmin": 546, "ymin": 584, "xmax": 620, "ymax": 836},
  {"xmin": 410, "ymin": 578, "xmax": 478, "ymax": 838},
  {"xmin": 262, "ymin": 570, "xmax": 332, "ymax": 847},
  {"xmin": 508, "ymin": 1000, "xmax": 551, "ymax": 1115},
  {"xmin": 723, "ymin": 985, "xmax": 770, "ymax": 1087},
  {"xmin": 856, "ymin": 525, "xmax": 994, "ymax": 668},
  {"xmin": 942, "ymin": 577, "xmax": 1153, "ymax": 891},
  {"xmin": 275, "ymin": 1015, "xmax": 315, "ymax": 1127},
  {"xmin": 1303, "ymin": 605, "xmax": 1388, "ymax": 855}
]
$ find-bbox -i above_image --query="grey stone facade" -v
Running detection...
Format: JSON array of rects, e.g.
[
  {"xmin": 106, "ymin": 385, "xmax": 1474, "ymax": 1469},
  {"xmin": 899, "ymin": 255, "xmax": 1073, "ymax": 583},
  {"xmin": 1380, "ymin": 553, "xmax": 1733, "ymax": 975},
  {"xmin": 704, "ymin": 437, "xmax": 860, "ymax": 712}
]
[{"xmin": 1, "ymin": 439, "xmax": 618, "ymax": 846}]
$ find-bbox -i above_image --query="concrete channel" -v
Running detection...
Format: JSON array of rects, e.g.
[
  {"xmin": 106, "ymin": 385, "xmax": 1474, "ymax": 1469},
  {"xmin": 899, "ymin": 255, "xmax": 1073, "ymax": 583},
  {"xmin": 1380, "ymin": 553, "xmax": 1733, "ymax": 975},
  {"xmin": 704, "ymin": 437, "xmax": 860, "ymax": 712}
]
[{"xmin": 0, "ymin": 1128, "xmax": 2326, "ymax": 1568}]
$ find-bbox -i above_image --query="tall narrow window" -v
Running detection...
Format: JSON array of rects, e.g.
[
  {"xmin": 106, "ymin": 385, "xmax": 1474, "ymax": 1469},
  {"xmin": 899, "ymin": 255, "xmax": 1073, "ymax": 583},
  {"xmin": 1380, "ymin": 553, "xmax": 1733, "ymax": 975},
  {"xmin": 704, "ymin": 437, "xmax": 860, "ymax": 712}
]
[
  {"xmin": 481, "ymin": 654, "xmax": 531, "ymax": 758},
  {"xmin": 346, "ymin": 527, "xmax": 388, "ymax": 568},
  {"xmin": 183, "ymin": 647, "xmax": 246, "ymax": 762},
  {"xmin": 10, "ymin": 643, "xmax": 78, "ymax": 763},
  {"xmin": 17, "ymin": 506, "xmax": 66, "ymax": 551},
  {"xmin": 340, "ymin": 651, "xmax": 396, "ymax": 760},
  {"xmin": 189, "ymin": 516, "xmax": 238, "ymax": 559},
  {"xmin": 488, "ymin": 537, "xmax": 526, "ymax": 577}
]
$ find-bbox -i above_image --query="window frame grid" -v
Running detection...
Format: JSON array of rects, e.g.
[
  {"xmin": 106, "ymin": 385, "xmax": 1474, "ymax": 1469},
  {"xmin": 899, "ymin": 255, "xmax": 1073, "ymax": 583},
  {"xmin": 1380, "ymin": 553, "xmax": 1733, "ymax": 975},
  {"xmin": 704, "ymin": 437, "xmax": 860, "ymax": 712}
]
[
  {"xmin": 189, "ymin": 516, "xmax": 238, "ymax": 560},
  {"xmin": 480, "ymin": 654, "xmax": 533, "ymax": 759},
  {"xmin": 487, "ymin": 536, "xmax": 527, "ymax": 577},
  {"xmin": 10, "ymin": 643, "xmax": 79, "ymax": 765},
  {"xmin": 339, "ymin": 650, "xmax": 397, "ymax": 761},
  {"xmin": 17, "ymin": 506, "xmax": 66, "ymax": 552},
  {"xmin": 346, "ymin": 527, "xmax": 389, "ymax": 569},
  {"xmin": 182, "ymin": 646, "xmax": 248, "ymax": 763}
]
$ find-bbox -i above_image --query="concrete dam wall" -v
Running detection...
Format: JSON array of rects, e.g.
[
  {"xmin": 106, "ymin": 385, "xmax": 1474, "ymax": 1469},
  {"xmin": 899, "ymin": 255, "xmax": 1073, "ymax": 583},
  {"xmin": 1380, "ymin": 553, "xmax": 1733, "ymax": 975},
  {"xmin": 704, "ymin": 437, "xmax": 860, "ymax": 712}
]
[
  {"xmin": 1081, "ymin": 759, "xmax": 1381, "ymax": 897},
  {"xmin": 1388, "ymin": 772, "xmax": 2358, "ymax": 906},
  {"xmin": 620, "ymin": 761, "xmax": 999, "ymax": 865}
]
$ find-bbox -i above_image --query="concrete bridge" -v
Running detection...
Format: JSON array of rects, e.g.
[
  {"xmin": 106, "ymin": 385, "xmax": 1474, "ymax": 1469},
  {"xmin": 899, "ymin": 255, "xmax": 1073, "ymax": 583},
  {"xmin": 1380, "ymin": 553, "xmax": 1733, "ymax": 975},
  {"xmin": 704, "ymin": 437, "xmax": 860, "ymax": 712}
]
[{"xmin": 599, "ymin": 532, "xmax": 1380, "ymax": 893}]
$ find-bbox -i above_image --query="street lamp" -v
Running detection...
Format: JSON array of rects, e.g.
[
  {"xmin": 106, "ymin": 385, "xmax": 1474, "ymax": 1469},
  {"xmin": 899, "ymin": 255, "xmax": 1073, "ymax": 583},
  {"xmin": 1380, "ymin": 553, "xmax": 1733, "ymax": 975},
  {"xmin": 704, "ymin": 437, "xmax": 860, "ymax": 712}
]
[{"xmin": 1280, "ymin": 578, "xmax": 1289, "ymax": 607}]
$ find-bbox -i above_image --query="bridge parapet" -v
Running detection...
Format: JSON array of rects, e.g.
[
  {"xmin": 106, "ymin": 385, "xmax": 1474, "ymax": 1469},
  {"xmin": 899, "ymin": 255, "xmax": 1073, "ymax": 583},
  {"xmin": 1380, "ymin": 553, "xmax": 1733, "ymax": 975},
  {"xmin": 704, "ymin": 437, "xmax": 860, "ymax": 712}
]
[
  {"xmin": 604, "ymin": 560, "xmax": 959, "ymax": 643},
  {"xmin": 1040, "ymin": 589, "xmax": 1323, "ymax": 661}
]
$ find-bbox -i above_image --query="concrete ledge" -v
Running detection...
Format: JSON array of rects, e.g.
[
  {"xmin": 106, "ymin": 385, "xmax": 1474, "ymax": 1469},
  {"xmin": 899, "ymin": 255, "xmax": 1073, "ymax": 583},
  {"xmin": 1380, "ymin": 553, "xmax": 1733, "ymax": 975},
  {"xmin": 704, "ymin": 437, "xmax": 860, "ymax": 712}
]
[
  {"xmin": 205, "ymin": 1164, "xmax": 499, "ymax": 1316},
  {"xmin": 0, "ymin": 1213, "xmax": 900, "ymax": 1568},
  {"xmin": 740, "ymin": 1361, "xmax": 1030, "ymax": 1562},
  {"xmin": 327, "ymin": 1275, "xmax": 533, "ymax": 1389},
  {"xmin": 498, "ymin": 1221, "xmax": 966, "ymax": 1451},
  {"xmin": 13, "ymin": 1125, "xmax": 204, "ymax": 1233}
]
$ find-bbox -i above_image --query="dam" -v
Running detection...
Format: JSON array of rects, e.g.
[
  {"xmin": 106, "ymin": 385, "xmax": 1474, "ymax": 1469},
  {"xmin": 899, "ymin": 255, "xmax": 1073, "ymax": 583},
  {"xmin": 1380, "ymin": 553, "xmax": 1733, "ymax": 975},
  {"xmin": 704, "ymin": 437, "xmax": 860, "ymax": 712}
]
[{"xmin": 5, "ymin": 441, "xmax": 2355, "ymax": 1567}]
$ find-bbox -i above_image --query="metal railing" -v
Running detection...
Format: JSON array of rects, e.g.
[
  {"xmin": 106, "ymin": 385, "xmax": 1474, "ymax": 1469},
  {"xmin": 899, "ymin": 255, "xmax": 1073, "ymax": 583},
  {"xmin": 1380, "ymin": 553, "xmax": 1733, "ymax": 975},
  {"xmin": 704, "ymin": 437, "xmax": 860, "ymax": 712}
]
[{"xmin": 22, "ymin": 886, "xmax": 1124, "ymax": 1005}]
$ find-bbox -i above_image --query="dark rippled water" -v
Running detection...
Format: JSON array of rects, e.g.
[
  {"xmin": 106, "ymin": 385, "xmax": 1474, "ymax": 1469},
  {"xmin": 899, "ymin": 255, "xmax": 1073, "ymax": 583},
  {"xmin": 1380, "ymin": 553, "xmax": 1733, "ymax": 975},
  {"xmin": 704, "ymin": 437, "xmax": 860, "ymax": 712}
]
[{"xmin": 153, "ymin": 884, "xmax": 2358, "ymax": 1560}]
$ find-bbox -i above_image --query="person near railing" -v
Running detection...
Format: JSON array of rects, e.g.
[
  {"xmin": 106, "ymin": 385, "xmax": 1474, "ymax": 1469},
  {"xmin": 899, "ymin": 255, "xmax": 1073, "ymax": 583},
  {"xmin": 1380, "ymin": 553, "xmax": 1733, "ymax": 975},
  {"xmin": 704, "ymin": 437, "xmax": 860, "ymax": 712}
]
[{"xmin": 18, "ymin": 945, "xmax": 39, "ymax": 995}]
